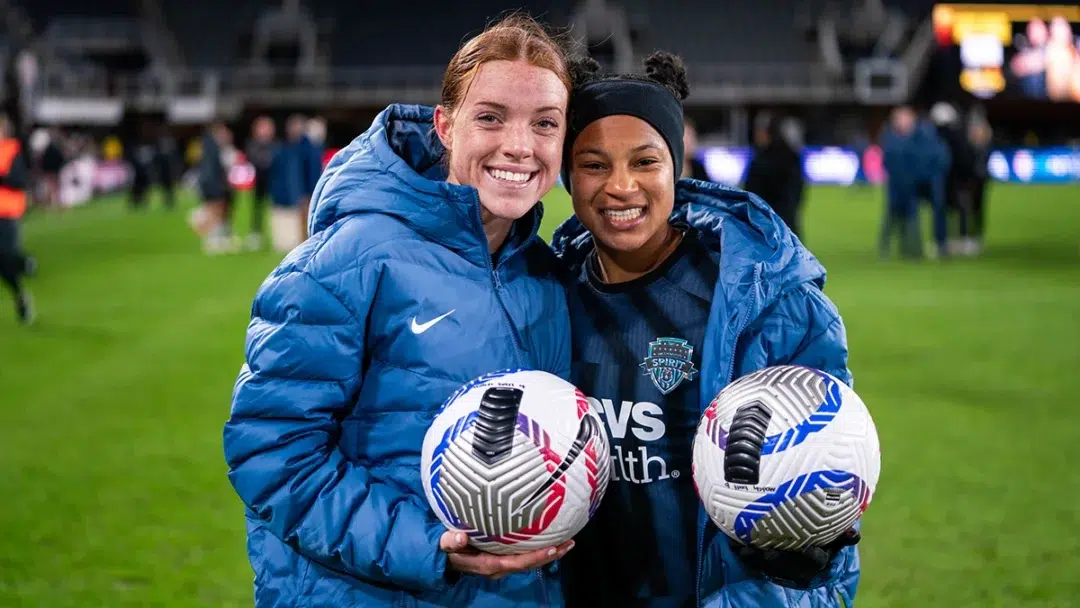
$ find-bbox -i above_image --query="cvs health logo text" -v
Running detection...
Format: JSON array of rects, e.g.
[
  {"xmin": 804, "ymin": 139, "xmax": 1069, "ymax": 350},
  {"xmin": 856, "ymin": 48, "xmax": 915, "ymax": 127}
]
[{"xmin": 587, "ymin": 397, "xmax": 678, "ymax": 485}]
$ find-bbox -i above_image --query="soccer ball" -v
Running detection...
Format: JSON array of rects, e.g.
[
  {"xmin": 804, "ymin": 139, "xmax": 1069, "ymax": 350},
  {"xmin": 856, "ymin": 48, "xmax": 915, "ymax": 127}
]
[
  {"xmin": 421, "ymin": 370, "xmax": 611, "ymax": 555},
  {"xmin": 692, "ymin": 366, "xmax": 880, "ymax": 550}
]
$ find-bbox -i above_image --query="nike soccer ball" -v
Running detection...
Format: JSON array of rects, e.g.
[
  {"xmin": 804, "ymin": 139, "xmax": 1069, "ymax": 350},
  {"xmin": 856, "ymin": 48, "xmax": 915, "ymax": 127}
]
[
  {"xmin": 692, "ymin": 366, "xmax": 880, "ymax": 550},
  {"xmin": 421, "ymin": 369, "xmax": 611, "ymax": 555}
]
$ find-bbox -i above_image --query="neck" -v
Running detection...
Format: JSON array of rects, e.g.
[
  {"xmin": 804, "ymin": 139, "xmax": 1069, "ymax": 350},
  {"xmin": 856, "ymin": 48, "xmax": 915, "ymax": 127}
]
[
  {"xmin": 481, "ymin": 208, "xmax": 514, "ymax": 254},
  {"xmin": 595, "ymin": 224, "xmax": 682, "ymax": 284}
]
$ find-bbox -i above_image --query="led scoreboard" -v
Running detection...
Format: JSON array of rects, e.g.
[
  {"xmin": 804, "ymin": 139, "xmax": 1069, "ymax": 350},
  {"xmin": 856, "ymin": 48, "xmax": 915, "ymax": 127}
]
[{"xmin": 932, "ymin": 3, "xmax": 1080, "ymax": 101}]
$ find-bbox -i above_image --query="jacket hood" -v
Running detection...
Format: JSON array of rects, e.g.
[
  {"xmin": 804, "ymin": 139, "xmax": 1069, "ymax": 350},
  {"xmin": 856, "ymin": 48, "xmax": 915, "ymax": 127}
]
[
  {"xmin": 551, "ymin": 179, "xmax": 827, "ymax": 301},
  {"xmin": 307, "ymin": 104, "xmax": 542, "ymax": 264}
]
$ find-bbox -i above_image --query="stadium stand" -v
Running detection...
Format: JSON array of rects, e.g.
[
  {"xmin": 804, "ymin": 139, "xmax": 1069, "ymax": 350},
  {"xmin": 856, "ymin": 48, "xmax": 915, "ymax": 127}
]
[
  {"xmin": 312, "ymin": 1, "xmax": 572, "ymax": 67},
  {"xmin": 642, "ymin": 0, "xmax": 816, "ymax": 65},
  {"xmin": 9, "ymin": 0, "xmax": 946, "ymax": 116},
  {"xmin": 21, "ymin": 0, "xmax": 135, "ymax": 31},
  {"xmin": 161, "ymin": 0, "xmax": 273, "ymax": 69}
]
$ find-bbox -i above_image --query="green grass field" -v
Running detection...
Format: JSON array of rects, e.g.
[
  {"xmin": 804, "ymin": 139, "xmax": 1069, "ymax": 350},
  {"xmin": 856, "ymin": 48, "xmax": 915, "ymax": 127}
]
[{"xmin": 1, "ymin": 184, "xmax": 1078, "ymax": 607}]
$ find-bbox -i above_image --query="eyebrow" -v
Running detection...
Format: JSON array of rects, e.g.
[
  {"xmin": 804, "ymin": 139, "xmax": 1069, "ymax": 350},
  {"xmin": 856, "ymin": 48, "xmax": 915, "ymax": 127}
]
[
  {"xmin": 574, "ymin": 143, "xmax": 663, "ymax": 156},
  {"xmin": 474, "ymin": 101, "xmax": 564, "ymax": 114},
  {"xmin": 475, "ymin": 101, "xmax": 508, "ymax": 112}
]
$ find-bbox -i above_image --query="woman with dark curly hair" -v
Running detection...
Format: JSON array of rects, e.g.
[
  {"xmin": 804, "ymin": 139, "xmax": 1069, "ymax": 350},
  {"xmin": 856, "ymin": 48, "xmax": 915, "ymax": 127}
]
[{"xmin": 553, "ymin": 52, "xmax": 863, "ymax": 606}]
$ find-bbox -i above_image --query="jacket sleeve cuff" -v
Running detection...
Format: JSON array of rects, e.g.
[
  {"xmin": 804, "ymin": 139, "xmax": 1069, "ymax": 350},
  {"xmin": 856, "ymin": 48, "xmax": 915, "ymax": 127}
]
[{"xmin": 378, "ymin": 500, "xmax": 454, "ymax": 592}]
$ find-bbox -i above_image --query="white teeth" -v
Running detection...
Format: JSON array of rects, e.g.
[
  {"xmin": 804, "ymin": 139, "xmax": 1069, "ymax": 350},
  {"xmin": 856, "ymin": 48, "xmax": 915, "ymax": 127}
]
[
  {"xmin": 488, "ymin": 168, "xmax": 531, "ymax": 183},
  {"xmin": 603, "ymin": 208, "xmax": 644, "ymax": 221}
]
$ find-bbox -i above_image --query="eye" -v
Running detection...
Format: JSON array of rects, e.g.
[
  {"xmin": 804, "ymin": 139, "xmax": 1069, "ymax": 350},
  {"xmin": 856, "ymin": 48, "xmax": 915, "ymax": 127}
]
[
  {"xmin": 476, "ymin": 114, "xmax": 499, "ymax": 124},
  {"xmin": 637, "ymin": 158, "xmax": 660, "ymax": 168},
  {"xmin": 536, "ymin": 118, "xmax": 559, "ymax": 129},
  {"xmin": 580, "ymin": 161, "xmax": 605, "ymax": 171}
]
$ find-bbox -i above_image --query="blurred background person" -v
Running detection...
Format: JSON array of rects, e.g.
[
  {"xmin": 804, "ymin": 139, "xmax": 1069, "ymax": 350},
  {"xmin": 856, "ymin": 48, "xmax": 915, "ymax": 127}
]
[
  {"xmin": 244, "ymin": 116, "xmax": 277, "ymax": 251},
  {"xmin": 193, "ymin": 121, "xmax": 237, "ymax": 254},
  {"xmin": 681, "ymin": 116, "xmax": 711, "ymax": 181},
  {"xmin": 1010, "ymin": 18, "xmax": 1049, "ymax": 99},
  {"xmin": 155, "ymin": 123, "xmax": 181, "ymax": 210},
  {"xmin": 931, "ymin": 102, "xmax": 976, "ymax": 256},
  {"xmin": 965, "ymin": 116, "xmax": 993, "ymax": 256},
  {"xmin": 58, "ymin": 134, "xmax": 97, "ymax": 210},
  {"xmin": 913, "ymin": 110, "xmax": 951, "ymax": 258},
  {"xmin": 29, "ymin": 128, "xmax": 66, "ymax": 212},
  {"xmin": 219, "ymin": 127, "xmax": 241, "ymax": 247},
  {"xmin": 1045, "ymin": 16, "xmax": 1078, "ymax": 101},
  {"xmin": 303, "ymin": 115, "xmax": 326, "ymax": 237},
  {"xmin": 0, "ymin": 115, "xmax": 34, "ymax": 325},
  {"xmin": 41, "ymin": 130, "xmax": 66, "ymax": 211},
  {"xmin": 269, "ymin": 114, "xmax": 317, "ymax": 252},
  {"xmin": 880, "ymin": 105, "xmax": 922, "ymax": 259},
  {"xmin": 127, "ymin": 122, "xmax": 157, "ymax": 211},
  {"xmin": 743, "ymin": 113, "xmax": 806, "ymax": 238}
]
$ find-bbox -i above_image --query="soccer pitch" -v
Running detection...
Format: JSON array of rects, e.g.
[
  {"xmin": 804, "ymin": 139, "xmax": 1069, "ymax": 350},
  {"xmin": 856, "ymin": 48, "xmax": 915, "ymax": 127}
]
[{"xmin": 1, "ymin": 184, "xmax": 1078, "ymax": 607}]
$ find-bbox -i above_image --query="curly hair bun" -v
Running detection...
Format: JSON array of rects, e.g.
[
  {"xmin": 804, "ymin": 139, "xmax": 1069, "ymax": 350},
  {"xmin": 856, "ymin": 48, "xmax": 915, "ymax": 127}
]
[
  {"xmin": 643, "ymin": 51, "xmax": 690, "ymax": 100},
  {"xmin": 568, "ymin": 55, "xmax": 602, "ymax": 89}
]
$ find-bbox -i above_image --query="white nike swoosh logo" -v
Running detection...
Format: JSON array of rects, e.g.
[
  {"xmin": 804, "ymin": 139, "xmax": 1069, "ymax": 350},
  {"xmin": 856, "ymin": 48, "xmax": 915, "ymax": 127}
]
[{"xmin": 410, "ymin": 310, "xmax": 455, "ymax": 334}]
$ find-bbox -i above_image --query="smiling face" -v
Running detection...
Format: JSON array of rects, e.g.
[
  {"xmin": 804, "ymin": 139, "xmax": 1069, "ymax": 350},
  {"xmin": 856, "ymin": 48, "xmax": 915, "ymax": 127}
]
[
  {"xmin": 434, "ymin": 60, "xmax": 568, "ymax": 224},
  {"xmin": 569, "ymin": 115, "xmax": 676, "ymax": 255}
]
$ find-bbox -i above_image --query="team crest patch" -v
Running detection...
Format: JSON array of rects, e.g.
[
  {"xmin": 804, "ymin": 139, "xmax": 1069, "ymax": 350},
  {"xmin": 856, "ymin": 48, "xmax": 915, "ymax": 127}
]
[{"xmin": 640, "ymin": 337, "xmax": 699, "ymax": 395}]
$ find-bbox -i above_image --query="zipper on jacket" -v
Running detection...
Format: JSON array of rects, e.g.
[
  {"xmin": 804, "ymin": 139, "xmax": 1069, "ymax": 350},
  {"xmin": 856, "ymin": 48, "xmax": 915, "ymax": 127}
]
[
  {"xmin": 473, "ymin": 194, "xmax": 535, "ymax": 363},
  {"xmin": 490, "ymin": 265, "xmax": 528, "ymax": 361},
  {"xmin": 696, "ymin": 264, "xmax": 760, "ymax": 607}
]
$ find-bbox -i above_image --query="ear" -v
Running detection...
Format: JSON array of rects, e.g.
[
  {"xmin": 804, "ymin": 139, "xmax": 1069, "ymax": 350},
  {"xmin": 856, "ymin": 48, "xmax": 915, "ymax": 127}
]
[{"xmin": 433, "ymin": 105, "xmax": 454, "ymax": 152}]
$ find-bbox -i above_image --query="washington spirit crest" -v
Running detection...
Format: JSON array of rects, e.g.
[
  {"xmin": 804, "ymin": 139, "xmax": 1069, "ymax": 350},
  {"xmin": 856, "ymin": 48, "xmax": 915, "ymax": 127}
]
[{"xmin": 641, "ymin": 337, "xmax": 699, "ymax": 395}]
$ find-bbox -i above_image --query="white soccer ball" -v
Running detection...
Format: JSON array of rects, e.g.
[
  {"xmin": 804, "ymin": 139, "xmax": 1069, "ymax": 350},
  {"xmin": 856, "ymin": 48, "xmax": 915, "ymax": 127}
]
[
  {"xmin": 421, "ymin": 370, "xmax": 611, "ymax": 555},
  {"xmin": 692, "ymin": 366, "xmax": 880, "ymax": 550}
]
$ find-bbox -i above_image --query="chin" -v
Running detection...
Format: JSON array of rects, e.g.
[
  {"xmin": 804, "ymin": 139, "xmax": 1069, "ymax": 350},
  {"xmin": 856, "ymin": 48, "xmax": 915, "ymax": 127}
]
[
  {"xmin": 479, "ymin": 190, "xmax": 542, "ymax": 221},
  {"xmin": 592, "ymin": 228, "xmax": 651, "ymax": 253}
]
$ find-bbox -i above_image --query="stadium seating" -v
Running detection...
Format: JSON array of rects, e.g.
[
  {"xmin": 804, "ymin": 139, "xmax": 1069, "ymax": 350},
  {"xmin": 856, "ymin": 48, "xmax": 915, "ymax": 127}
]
[
  {"xmin": 22, "ymin": 0, "xmax": 136, "ymax": 32},
  {"xmin": 301, "ymin": 0, "xmax": 817, "ymax": 69},
  {"xmin": 308, "ymin": 1, "xmax": 573, "ymax": 67},
  {"xmin": 635, "ymin": 0, "xmax": 815, "ymax": 65},
  {"xmin": 162, "ymin": 0, "xmax": 276, "ymax": 68},
  {"xmin": 153, "ymin": 0, "xmax": 873, "ymax": 79}
]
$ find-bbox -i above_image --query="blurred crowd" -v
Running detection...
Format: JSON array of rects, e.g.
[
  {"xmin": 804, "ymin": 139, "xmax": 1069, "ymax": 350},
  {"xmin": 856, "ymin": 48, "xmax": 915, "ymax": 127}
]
[
  {"xmin": 13, "ymin": 112, "xmax": 329, "ymax": 256},
  {"xmin": 879, "ymin": 102, "xmax": 993, "ymax": 260},
  {"xmin": 188, "ymin": 114, "xmax": 326, "ymax": 255},
  {"xmin": 15, "ymin": 102, "xmax": 999, "ymax": 267}
]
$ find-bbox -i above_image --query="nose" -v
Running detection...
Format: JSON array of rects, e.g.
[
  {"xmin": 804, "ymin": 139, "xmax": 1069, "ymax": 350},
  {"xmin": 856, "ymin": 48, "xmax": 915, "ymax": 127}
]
[
  {"xmin": 501, "ymin": 122, "xmax": 534, "ymax": 161},
  {"xmin": 603, "ymin": 164, "xmax": 638, "ymax": 200}
]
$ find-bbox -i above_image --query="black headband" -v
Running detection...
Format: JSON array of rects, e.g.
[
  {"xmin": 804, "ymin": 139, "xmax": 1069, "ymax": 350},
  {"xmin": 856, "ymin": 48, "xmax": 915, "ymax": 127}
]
[{"xmin": 562, "ymin": 78, "xmax": 685, "ymax": 191}]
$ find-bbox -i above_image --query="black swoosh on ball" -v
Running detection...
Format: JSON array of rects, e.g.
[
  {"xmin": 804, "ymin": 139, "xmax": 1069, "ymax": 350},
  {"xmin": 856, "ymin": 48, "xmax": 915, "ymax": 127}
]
[
  {"xmin": 723, "ymin": 400, "xmax": 772, "ymax": 485},
  {"xmin": 471, "ymin": 387, "xmax": 525, "ymax": 465},
  {"xmin": 517, "ymin": 415, "xmax": 599, "ymax": 510}
]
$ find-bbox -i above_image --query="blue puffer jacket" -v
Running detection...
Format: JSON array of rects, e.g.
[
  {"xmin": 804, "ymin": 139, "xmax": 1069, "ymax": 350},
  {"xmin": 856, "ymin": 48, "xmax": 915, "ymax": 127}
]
[
  {"xmin": 224, "ymin": 104, "xmax": 571, "ymax": 607},
  {"xmin": 552, "ymin": 179, "xmax": 861, "ymax": 607}
]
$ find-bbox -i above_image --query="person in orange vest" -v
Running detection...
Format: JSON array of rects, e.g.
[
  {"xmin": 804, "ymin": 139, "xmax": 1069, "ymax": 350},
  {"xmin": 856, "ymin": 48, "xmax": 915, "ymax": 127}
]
[{"xmin": 0, "ymin": 114, "xmax": 35, "ymax": 325}]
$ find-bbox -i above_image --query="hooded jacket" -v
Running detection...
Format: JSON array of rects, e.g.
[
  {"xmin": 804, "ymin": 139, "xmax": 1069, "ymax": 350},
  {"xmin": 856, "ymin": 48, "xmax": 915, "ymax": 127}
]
[
  {"xmin": 552, "ymin": 179, "xmax": 861, "ymax": 607},
  {"xmin": 224, "ymin": 104, "xmax": 571, "ymax": 607}
]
